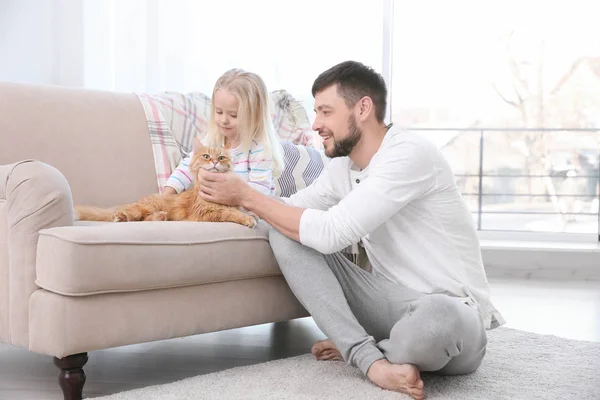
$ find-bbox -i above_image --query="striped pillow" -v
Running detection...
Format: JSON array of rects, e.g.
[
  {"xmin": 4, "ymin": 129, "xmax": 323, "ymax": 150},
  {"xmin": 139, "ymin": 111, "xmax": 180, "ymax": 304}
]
[{"xmin": 276, "ymin": 141, "xmax": 329, "ymax": 197}]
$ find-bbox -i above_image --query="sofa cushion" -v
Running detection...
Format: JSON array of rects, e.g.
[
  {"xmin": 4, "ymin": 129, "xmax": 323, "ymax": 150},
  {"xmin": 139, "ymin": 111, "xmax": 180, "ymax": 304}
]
[{"xmin": 35, "ymin": 221, "xmax": 279, "ymax": 296}]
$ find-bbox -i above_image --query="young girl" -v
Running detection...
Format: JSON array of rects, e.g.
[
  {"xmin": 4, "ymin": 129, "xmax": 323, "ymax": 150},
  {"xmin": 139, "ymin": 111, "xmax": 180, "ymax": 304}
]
[{"xmin": 163, "ymin": 69, "xmax": 284, "ymax": 197}]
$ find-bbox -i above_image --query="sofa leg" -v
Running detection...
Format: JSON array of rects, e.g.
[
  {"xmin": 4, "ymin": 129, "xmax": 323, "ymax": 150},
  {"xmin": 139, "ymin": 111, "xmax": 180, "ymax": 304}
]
[{"xmin": 53, "ymin": 353, "xmax": 89, "ymax": 400}]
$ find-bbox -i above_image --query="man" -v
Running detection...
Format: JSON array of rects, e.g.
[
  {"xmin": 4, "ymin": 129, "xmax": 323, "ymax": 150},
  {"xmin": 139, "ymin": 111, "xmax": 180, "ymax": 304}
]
[{"xmin": 198, "ymin": 60, "xmax": 504, "ymax": 399}]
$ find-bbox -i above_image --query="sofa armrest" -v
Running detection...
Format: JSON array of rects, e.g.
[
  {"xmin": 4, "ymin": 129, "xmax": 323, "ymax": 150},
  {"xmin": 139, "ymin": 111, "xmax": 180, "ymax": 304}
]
[{"xmin": 0, "ymin": 160, "xmax": 73, "ymax": 347}]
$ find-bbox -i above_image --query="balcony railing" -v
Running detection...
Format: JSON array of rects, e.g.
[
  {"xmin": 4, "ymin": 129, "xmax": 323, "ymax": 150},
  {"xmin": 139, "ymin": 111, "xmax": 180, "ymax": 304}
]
[{"xmin": 408, "ymin": 128, "xmax": 600, "ymax": 240}]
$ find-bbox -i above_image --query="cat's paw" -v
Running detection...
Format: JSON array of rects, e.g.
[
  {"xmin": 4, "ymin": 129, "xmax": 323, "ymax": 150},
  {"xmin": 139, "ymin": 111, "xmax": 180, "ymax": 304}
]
[
  {"xmin": 113, "ymin": 211, "xmax": 129, "ymax": 222},
  {"xmin": 146, "ymin": 211, "xmax": 168, "ymax": 221},
  {"xmin": 240, "ymin": 215, "xmax": 258, "ymax": 228},
  {"xmin": 246, "ymin": 211, "xmax": 260, "ymax": 223},
  {"xmin": 155, "ymin": 211, "xmax": 168, "ymax": 221},
  {"xmin": 238, "ymin": 207, "xmax": 259, "ymax": 222}
]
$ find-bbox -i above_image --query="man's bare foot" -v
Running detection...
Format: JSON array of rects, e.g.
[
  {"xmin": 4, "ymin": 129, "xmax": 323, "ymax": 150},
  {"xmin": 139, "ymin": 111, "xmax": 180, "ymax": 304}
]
[
  {"xmin": 311, "ymin": 339, "xmax": 343, "ymax": 361},
  {"xmin": 367, "ymin": 359, "xmax": 424, "ymax": 400}
]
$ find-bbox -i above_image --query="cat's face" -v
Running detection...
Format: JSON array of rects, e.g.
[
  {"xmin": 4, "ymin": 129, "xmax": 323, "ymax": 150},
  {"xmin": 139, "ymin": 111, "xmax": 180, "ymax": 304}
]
[{"xmin": 189, "ymin": 140, "xmax": 232, "ymax": 183}]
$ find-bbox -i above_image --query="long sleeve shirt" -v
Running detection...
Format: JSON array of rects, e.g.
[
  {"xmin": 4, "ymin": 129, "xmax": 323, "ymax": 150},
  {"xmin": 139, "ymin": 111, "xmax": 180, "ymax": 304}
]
[
  {"xmin": 165, "ymin": 138, "xmax": 275, "ymax": 196},
  {"xmin": 283, "ymin": 124, "xmax": 504, "ymax": 330}
]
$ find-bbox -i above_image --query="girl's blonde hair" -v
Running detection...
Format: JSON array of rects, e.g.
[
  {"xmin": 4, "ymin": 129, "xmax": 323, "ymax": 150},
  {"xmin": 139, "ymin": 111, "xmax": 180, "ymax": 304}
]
[{"xmin": 205, "ymin": 68, "xmax": 284, "ymax": 177}]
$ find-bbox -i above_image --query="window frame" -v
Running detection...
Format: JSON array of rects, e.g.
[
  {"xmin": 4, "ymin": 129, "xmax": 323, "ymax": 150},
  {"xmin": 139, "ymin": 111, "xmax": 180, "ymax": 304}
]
[{"xmin": 381, "ymin": 0, "xmax": 599, "ymax": 243}]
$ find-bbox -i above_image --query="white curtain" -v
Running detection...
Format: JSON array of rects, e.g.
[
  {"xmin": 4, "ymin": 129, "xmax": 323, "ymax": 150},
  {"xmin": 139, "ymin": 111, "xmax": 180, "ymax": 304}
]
[{"xmin": 79, "ymin": 0, "xmax": 385, "ymax": 120}]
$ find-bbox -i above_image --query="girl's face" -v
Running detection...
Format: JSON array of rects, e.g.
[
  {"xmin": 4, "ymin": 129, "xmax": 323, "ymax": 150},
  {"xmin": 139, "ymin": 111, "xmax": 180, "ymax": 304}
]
[{"xmin": 214, "ymin": 89, "xmax": 239, "ymax": 141}]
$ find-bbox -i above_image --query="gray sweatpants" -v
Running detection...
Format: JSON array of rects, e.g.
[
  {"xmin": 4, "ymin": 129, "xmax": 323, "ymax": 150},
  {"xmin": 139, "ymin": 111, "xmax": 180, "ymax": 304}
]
[{"xmin": 269, "ymin": 228, "xmax": 488, "ymax": 376}]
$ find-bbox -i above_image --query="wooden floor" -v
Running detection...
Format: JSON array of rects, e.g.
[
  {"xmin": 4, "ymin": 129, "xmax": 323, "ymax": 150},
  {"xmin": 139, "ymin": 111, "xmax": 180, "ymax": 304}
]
[{"xmin": 1, "ymin": 277, "xmax": 599, "ymax": 400}]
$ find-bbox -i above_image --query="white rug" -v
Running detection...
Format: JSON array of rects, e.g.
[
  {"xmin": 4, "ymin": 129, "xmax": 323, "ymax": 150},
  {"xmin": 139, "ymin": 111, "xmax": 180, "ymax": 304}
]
[{"xmin": 94, "ymin": 328, "xmax": 600, "ymax": 400}]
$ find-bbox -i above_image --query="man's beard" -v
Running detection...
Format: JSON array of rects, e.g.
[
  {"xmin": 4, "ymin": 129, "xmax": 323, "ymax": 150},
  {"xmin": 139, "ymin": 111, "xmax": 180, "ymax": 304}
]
[{"xmin": 325, "ymin": 115, "xmax": 362, "ymax": 158}]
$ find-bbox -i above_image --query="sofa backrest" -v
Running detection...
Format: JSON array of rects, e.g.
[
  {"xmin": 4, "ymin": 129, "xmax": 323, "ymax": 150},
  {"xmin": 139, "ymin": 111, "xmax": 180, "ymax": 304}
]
[
  {"xmin": 0, "ymin": 82, "xmax": 327, "ymax": 207},
  {"xmin": 0, "ymin": 82, "xmax": 158, "ymax": 207}
]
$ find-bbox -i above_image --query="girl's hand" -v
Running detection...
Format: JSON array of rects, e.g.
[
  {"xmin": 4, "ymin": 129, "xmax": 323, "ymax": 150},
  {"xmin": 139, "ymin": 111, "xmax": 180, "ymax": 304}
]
[{"xmin": 162, "ymin": 186, "xmax": 177, "ymax": 196}]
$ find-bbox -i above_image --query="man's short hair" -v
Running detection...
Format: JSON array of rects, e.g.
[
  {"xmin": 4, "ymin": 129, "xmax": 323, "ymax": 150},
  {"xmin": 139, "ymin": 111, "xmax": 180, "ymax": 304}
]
[{"xmin": 311, "ymin": 61, "xmax": 388, "ymax": 123}]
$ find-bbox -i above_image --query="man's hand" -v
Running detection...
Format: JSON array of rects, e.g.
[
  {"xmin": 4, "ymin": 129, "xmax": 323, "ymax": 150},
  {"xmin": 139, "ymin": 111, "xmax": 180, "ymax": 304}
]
[
  {"xmin": 199, "ymin": 168, "xmax": 304, "ymax": 242},
  {"xmin": 197, "ymin": 169, "xmax": 250, "ymax": 206}
]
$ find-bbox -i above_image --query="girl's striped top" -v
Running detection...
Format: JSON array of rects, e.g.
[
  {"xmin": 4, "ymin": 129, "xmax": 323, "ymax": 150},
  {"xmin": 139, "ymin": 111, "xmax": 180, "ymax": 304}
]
[{"xmin": 164, "ymin": 137, "xmax": 275, "ymax": 196}]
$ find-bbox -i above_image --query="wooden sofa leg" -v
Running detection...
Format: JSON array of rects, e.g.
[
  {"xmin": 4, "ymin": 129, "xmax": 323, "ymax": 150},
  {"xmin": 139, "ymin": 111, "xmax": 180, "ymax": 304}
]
[{"xmin": 53, "ymin": 353, "xmax": 89, "ymax": 400}]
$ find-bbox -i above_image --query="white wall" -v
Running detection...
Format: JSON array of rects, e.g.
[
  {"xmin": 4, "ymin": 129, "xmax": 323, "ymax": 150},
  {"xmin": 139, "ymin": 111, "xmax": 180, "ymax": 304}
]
[{"xmin": 0, "ymin": 0, "xmax": 82, "ymax": 86}]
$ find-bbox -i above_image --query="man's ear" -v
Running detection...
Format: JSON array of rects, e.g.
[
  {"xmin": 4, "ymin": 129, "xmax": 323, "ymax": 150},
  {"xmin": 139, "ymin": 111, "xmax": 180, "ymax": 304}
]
[
  {"xmin": 193, "ymin": 136, "xmax": 205, "ymax": 153},
  {"xmin": 357, "ymin": 96, "xmax": 374, "ymax": 123}
]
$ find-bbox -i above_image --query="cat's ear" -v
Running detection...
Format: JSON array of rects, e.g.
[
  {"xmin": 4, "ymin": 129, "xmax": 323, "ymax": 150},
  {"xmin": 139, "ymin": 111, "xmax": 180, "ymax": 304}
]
[{"xmin": 193, "ymin": 137, "xmax": 205, "ymax": 153}]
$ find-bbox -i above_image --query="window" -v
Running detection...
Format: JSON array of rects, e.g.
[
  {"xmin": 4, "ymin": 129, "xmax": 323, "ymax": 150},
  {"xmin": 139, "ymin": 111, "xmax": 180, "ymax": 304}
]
[
  {"xmin": 79, "ymin": 0, "xmax": 599, "ymax": 237},
  {"xmin": 82, "ymin": 0, "xmax": 383, "ymax": 139},
  {"xmin": 392, "ymin": 0, "xmax": 600, "ymax": 236}
]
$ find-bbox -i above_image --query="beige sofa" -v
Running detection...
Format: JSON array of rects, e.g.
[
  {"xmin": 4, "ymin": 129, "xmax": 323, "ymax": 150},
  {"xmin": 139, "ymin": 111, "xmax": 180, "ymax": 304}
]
[{"xmin": 0, "ymin": 82, "xmax": 309, "ymax": 400}]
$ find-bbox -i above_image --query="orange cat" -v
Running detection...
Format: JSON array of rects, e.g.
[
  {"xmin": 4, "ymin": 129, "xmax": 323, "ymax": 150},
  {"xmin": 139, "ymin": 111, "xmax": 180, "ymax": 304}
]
[{"xmin": 75, "ymin": 141, "xmax": 257, "ymax": 228}]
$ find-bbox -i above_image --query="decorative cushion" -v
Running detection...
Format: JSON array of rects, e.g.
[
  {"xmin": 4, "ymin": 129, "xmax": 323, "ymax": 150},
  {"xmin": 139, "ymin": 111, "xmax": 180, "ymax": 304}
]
[
  {"xmin": 269, "ymin": 90, "xmax": 314, "ymax": 147},
  {"xmin": 276, "ymin": 142, "xmax": 329, "ymax": 197}
]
